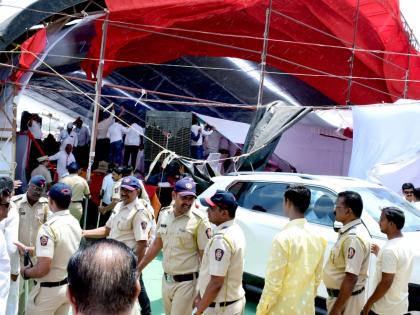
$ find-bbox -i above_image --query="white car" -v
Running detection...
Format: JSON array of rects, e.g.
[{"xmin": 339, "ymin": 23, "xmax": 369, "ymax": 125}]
[{"xmin": 197, "ymin": 172, "xmax": 420, "ymax": 313}]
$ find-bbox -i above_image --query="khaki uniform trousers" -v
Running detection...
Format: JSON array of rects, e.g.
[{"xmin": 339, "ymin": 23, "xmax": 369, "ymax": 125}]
[
  {"xmin": 18, "ymin": 279, "xmax": 35, "ymax": 315},
  {"xmin": 25, "ymin": 283, "xmax": 69, "ymax": 315},
  {"xmin": 203, "ymin": 296, "xmax": 246, "ymax": 315},
  {"xmin": 326, "ymin": 293, "xmax": 365, "ymax": 315},
  {"xmin": 162, "ymin": 276, "xmax": 198, "ymax": 315},
  {"xmin": 69, "ymin": 203, "xmax": 83, "ymax": 222}
]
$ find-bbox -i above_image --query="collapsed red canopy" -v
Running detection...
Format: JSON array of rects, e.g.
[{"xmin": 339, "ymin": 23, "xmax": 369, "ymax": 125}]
[
  {"xmin": 12, "ymin": 28, "xmax": 47, "ymax": 84},
  {"xmin": 82, "ymin": 0, "xmax": 420, "ymax": 105}
]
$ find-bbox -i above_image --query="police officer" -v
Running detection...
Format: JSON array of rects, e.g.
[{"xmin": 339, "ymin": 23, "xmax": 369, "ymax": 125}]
[
  {"xmin": 138, "ymin": 177, "xmax": 212, "ymax": 315},
  {"xmin": 83, "ymin": 176, "xmax": 155, "ymax": 315},
  {"xmin": 323, "ymin": 191, "xmax": 371, "ymax": 315},
  {"xmin": 60, "ymin": 162, "xmax": 90, "ymax": 222},
  {"xmin": 12, "ymin": 175, "xmax": 51, "ymax": 315},
  {"xmin": 16, "ymin": 183, "xmax": 82, "ymax": 315},
  {"xmin": 194, "ymin": 191, "xmax": 245, "ymax": 315}
]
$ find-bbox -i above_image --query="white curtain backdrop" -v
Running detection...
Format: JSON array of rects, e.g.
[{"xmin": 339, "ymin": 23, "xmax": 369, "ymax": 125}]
[{"xmin": 348, "ymin": 103, "xmax": 420, "ymax": 192}]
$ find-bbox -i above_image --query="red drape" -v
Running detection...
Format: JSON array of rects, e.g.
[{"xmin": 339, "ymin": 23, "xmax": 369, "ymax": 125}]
[
  {"xmin": 11, "ymin": 28, "xmax": 47, "ymax": 84},
  {"xmin": 82, "ymin": 0, "xmax": 420, "ymax": 105}
]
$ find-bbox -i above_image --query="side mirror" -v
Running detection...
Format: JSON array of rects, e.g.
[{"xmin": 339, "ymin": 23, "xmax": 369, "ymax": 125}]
[{"xmin": 333, "ymin": 221, "xmax": 343, "ymax": 233}]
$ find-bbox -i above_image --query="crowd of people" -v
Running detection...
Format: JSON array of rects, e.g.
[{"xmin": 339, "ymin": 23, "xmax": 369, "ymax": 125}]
[
  {"xmin": 26, "ymin": 107, "xmax": 147, "ymax": 181},
  {"xmin": 0, "ymin": 170, "xmax": 416, "ymax": 315},
  {"xmin": 0, "ymin": 110, "xmax": 414, "ymax": 314}
]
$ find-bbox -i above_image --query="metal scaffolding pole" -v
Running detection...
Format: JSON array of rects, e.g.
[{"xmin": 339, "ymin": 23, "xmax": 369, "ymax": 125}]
[
  {"xmin": 256, "ymin": 0, "xmax": 273, "ymax": 108},
  {"xmin": 346, "ymin": 0, "xmax": 361, "ymax": 105},
  {"xmin": 83, "ymin": 10, "xmax": 109, "ymax": 230}
]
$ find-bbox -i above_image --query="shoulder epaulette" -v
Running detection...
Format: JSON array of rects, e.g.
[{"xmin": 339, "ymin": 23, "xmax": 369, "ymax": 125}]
[
  {"xmin": 38, "ymin": 197, "xmax": 48, "ymax": 203},
  {"xmin": 160, "ymin": 206, "xmax": 172, "ymax": 213},
  {"xmin": 11, "ymin": 194, "xmax": 24, "ymax": 202},
  {"xmin": 191, "ymin": 208, "xmax": 206, "ymax": 219}
]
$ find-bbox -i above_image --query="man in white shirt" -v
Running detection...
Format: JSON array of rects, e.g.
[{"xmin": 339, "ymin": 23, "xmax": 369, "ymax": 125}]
[
  {"xmin": 0, "ymin": 177, "xmax": 13, "ymax": 315},
  {"xmin": 59, "ymin": 122, "xmax": 78, "ymax": 151},
  {"xmin": 107, "ymin": 121, "xmax": 129, "ymax": 166},
  {"xmin": 49, "ymin": 142, "xmax": 76, "ymax": 178},
  {"xmin": 362, "ymin": 207, "xmax": 413, "ymax": 315},
  {"xmin": 413, "ymin": 188, "xmax": 420, "ymax": 211},
  {"xmin": 191, "ymin": 116, "xmax": 214, "ymax": 160},
  {"xmin": 74, "ymin": 118, "xmax": 90, "ymax": 168},
  {"xmin": 27, "ymin": 114, "xmax": 44, "ymax": 174},
  {"xmin": 96, "ymin": 107, "xmax": 125, "ymax": 165},
  {"xmin": 0, "ymin": 177, "xmax": 19, "ymax": 315},
  {"xmin": 124, "ymin": 122, "xmax": 144, "ymax": 168},
  {"xmin": 97, "ymin": 163, "xmax": 115, "ymax": 227}
]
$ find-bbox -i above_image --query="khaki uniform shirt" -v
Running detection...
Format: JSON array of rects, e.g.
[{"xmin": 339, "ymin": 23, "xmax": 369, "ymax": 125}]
[
  {"xmin": 323, "ymin": 219, "xmax": 371, "ymax": 290},
  {"xmin": 12, "ymin": 194, "xmax": 51, "ymax": 248},
  {"xmin": 60, "ymin": 174, "xmax": 90, "ymax": 202},
  {"xmin": 106, "ymin": 199, "xmax": 154, "ymax": 249},
  {"xmin": 35, "ymin": 210, "xmax": 82, "ymax": 282},
  {"xmin": 31, "ymin": 165, "xmax": 52, "ymax": 184},
  {"xmin": 198, "ymin": 219, "xmax": 246, "ymax": 303},
  {"xmin": 157, "ymin": 205, "xmax": 211, "ymax": 275}
]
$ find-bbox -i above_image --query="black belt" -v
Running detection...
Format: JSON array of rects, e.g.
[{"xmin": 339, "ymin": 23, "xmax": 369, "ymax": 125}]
[
  {"xmin": 327, "ymin": 287, "xmax": 364, "ymax": 298},
  {"xmin": 71, "ymin": 201, "xmax": 83, "ymax": 203},
  {"xmin": 164, "ymin": 272, "xmax": 198, "ymax": 282},
  {"xmin": 39, "ymin": 278, "xmax": 68, "ymax": 288},
  {"xmin": 209, "ymin": 299, "xmax": 240, "ymax": 308}
]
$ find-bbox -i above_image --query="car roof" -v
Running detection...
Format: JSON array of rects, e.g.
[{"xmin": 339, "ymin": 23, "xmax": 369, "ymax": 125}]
[{"xmin": 211, "ymin": 172, "xmax": 383, "ymax": 192}]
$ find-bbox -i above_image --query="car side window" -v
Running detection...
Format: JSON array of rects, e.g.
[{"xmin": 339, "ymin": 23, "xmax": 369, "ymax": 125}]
[
  {"xmin": 228, "ymin": 181, "xmax": 288, "ymax": 216},
  {"xmin": 305, "ymin": 187, "xmax": 336, "ymax": 226}
]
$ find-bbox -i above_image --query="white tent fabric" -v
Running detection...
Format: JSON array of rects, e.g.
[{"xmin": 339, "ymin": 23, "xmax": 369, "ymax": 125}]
[
  {"xmin": 368, "ymin": 148, "xmax": 420, "ymax": 193},
  {"xmin": 348, "ymin": 103, "xmax": 420, "ymax": 192},
  {"xmin": 275, "ymin": 123, "xmax": 353, "ymax": 175},
  {"xmin": 197, "ymin": 109, "xmax": 354, "ymax": 176},
  {"xmin": 196, "ymin": 113, "xmax": 249, "ymax": 144},
  {"xmin": 274, "ymin": 109, "xmax": 353, "ymax": 175}
]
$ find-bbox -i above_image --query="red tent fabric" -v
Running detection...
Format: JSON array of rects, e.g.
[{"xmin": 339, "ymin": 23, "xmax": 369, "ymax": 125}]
[
  {"xmin": 82, "ymin": 0, "xmax": 420, "ymax": 105},
  {"xmin": 11, "ymin": 28, "xmax": 47, "ymax": 84}
]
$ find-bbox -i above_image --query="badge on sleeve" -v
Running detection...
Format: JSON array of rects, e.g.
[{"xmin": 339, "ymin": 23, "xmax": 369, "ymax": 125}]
[
  {"xmin": 40, "ymin": 235, "xmax": 49, "ymax": 246},
  {"xmin": 348, "ymin": 247, "xmax": 356, "ymax": 259},
  {"xmin": 215, "ymin": 248, "xmax": 224, "ymax": 261},
  {"xmin": 206, "ymin": 228, "xmax": 212, "ymax": 239},
  {"xmin": 141, "ymin": 221, "xmax": 147, "ymax": 230}
]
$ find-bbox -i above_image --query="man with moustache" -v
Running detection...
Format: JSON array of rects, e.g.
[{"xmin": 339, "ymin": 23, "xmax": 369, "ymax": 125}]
[
  {"xmin": 194, "ymin": 191, "xmax": 246, "ymax": 315},
  {"xmin": 362, "ymin": 207, "xmax": 413, "ymax": 315},
  {"xmin": 12, "ymin": 175, "xmax": 51, "ymax": 314},
  {"xmin": 323, "ymin": 191, "xmax": 371, "ymax": 315},
  {"xmin": 83, "ymin": 176, "xmax": 154, "ymax": 315},
  {"xmin": 138, "ymin": 177, "xmax": 212, "ymax": 315}
]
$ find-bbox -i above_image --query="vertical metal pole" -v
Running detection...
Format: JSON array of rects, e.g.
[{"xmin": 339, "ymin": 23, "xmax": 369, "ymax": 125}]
[
  {"xmin": 403, "ymin": 29, "xmax": 413, "ymax": 99},
  {"xmin": 11, "ymin": 100, "xmax": 17, "ymax": 179},
  {"xmin": 346, "ymin": 0, "xmax": 361, "ymax": 105},
  {"xmin": 83, "ymin": 10, "xmax": 109, "ymax": 230},
  {"xmin": 240, "ymin": 0, "xmax": 272, "ymax": 171},
  {"xmin": 256, "ymin": 0, "xmax": 273, "ymax": 108}
]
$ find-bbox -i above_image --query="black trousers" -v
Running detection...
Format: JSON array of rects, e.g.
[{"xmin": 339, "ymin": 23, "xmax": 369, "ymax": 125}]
[
  {"xmin": 75, "ymin": 144, "xmax": 90, "ymax": 168},
  {"xmin": 124, "ymin": 145, "xmax": 139, "ymax": 168},
  {"xmin": 138, "ymin": 273, "xmax": 151, "ymax": 315},
  {"xmin": 95, "ymin": 138, "xmax": 110, "ymax": 162}
]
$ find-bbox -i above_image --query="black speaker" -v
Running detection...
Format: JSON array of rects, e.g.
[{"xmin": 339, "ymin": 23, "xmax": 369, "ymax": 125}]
[{"xmin": 144, "ymin": 111, "xmax": 192, "ymax": 161}]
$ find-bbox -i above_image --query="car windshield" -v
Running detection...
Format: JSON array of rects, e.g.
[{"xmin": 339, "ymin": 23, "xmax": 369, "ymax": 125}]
[{"xmin": 349, "ymin": 186, "xmax": 420, "ymax": 236}]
